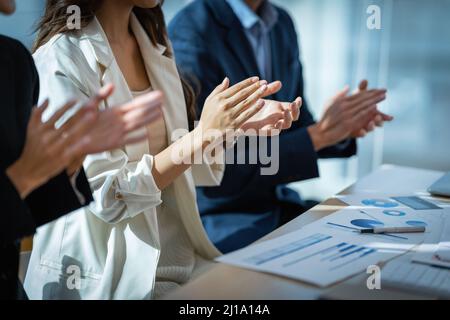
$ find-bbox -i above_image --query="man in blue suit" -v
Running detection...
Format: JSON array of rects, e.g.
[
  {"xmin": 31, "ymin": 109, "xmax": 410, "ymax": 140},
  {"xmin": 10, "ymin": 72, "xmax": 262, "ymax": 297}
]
[{"xmin": 169, "ymin": 0, "xmax": 393, "ymax": 253}]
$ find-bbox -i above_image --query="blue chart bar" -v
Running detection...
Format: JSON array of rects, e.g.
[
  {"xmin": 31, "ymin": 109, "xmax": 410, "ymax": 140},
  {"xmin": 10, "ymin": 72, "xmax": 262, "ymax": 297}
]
[
  {"xmin": 329, "ymin": 248, "xmax": 377, "ymax": 271},
  {"xmin": 245, "ymin": 234, "xmax": 332, "ymax": 266},
  {"xmin": 322, "ymin": 244, "xmax": 359, "ymax": 262},
  {"xmin": 283, "ymin": 242, "xmax": 348, "ymax": 267}
]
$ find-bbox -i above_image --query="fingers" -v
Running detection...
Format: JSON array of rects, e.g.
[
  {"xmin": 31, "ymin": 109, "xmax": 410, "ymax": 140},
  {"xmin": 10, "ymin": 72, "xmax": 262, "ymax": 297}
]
[
  {"xmin": 346, "ymin": 89, "xmax": 386, "ymax": 106},
  {"xmin": 117, "ymin": 90, "xmax": 164, "ymax": 132},
  {"xmin": 335, "ymin": 85, "xmax": 350, "ymax": 101},
  {"xmin": 98, "ymin": 83, "xmax": 115, "ymax": 100},
  {"xmin": 123, "ymin": 132, "xmax": 149, "ymax": 146},
  {"xmin": 61, "ymin": 135, "xmax": 92, "ymax": 163},
  {"xmin": 120, "ymin": 90, "xmax": 164, "ymax": 113},
  {"xmin": 288, "ymin": 97, "xmax": 302, "ymax": 121},
  {"xmin": 234, "ymin": 99, "xmax": 266, "ymax": 127},
  {"xmin": 231, "ymin": 83, "xmax": 268, "ymax": 114},
  {"xmin": 123, "ymin": 106, "xmax": 162, "ymax": 133},
  {"xmin": 83, "ymin": 83, "xmax": 115, "ymax": 111},
  {"xmin": 281, "ymin": 108, "xmax": 293, "ymax": 130},
  {"xmin": 209, "ymin": 77, "xmax": 230, "ymax": 97},
  {"xmin": 50, "ymin": 111, "xmax": 97, "ymax": 155},
  {"xmin": 355, "ymin": 128, "xmax": 368, "ymax": 138},
  {"xmin": 226, "ymin": 80, "xmax": 267, "ymax": 110},
  {"xmin": 374, "ymin": 114, "xmax": 384, "ymax": 127},
  {"xmin": 379, "ymin": 111, "xmax": 394, "ymax": 121},
  {"xmin": 350, "ymin": 105, "xmax": 378, "ymax": 130},
  {"xmin": 262, "ymin": 81, "xmax": 283, "ymax": 98},
  {"xmin": 220, "ymin": 76, "xmax": 259, "ymax": 99},
  {"xmin": 345, "ymin": 92, "xmax": 386, "ymax": 115},
  {"xmin": 359, "ymin": 80, "xmax": 368, "ymax": 91},
  {"xmin": 30, "ymin": 99, "xmax": 50, "ymax": 126},
  {"xmin": 366, "ymin": 120, "xmax": 376, "ymax": 132},
  {"xmin": 45, "ymin": 99, "xmax": 78, "ymax": 129}
]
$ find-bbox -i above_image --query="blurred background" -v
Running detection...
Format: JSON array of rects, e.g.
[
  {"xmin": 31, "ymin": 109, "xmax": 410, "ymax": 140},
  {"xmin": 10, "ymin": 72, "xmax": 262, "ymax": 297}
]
[{"xmin": 2, "ymin": 0, "xmax": 449, "ymax": 201}]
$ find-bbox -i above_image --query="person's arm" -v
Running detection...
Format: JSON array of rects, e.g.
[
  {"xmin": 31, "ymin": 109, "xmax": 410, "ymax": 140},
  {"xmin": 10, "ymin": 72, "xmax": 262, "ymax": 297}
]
[
  {"xmin": 0, "ymin": 40, "xmax": 92, "ymax": 244},
  {"xmin": 0, "ymin": 170, "xmax": 35, "ymax": 244}
]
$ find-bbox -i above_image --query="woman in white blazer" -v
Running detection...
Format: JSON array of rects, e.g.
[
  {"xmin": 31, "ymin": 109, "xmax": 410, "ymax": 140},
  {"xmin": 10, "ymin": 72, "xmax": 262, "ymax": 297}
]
[{"xmin": 24, "ymin": 0, "xmax": 301, "ymax": 300}]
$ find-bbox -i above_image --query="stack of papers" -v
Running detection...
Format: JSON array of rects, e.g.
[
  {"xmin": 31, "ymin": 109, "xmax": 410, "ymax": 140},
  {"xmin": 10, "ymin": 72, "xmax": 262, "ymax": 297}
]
[{"xmin": 217, "ymin": 192, "xmax": 449, "ymax": 288}]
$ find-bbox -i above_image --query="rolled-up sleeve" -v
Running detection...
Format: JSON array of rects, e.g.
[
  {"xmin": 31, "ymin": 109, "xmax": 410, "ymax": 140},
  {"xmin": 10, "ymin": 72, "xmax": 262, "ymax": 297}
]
[{"xmin": 84, "ymin": 151, "xmax": 162, "ymax": 223}]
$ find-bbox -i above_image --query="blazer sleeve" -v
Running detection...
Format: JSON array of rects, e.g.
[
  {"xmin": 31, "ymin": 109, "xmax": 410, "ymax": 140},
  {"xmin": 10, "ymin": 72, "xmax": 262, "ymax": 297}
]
[
  {"xmin": 35, "ymin": 51, "xmax": 162, "ymax": 224},
  {"xmin": 0, "ymin": 44, "xmax": 92, "ymax": 243},
  {"xmin": 0, "ymin": 171, "xmax": 35, "ymax": 244}
]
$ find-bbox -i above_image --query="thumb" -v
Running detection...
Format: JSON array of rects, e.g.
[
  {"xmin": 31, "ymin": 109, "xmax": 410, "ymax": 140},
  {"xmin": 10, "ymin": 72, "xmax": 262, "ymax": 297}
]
[
  {"xmin": 359, "ymin": 80, "xmax": 368, "ymax": 91},
  {"xmin": 210, "ymin": 77, "xmax": 230, "ymax": 96}
]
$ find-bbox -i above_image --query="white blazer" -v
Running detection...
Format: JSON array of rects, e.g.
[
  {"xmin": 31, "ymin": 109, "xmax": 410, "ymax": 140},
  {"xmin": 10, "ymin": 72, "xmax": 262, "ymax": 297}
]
[{"xmin": 24, "ymin": 15, "xmax": 223, "ymax": 300}]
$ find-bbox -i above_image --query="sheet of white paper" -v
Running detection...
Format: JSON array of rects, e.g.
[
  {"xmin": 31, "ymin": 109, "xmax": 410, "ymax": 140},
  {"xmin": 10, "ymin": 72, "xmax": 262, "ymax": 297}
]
[
  {"xmin": 217, "ymin": 222, "xmax": 422, "ymax": 287},
  {"xmin": 381, "ymin": 258, "xmax": 450, "ymax": 298},
  {"xmin": 413, "ymin": 213, "xmax": 450, "ymax": 269},
  {"xmin": 336, "ymin": 193, "xmax": 450, "ymax": 210}
]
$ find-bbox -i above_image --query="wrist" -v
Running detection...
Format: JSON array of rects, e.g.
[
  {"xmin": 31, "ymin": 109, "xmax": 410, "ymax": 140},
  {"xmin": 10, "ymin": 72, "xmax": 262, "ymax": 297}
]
[
  {"xmin": 307, "ymin": 124, "xmax": 328, "ymax": 152},
  {"xmin": 6, "ymin": 160, "xmax": 36, "ymax": 199}
]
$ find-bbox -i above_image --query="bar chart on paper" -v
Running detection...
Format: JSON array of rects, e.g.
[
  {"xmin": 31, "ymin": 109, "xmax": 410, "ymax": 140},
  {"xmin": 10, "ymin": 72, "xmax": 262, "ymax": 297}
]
[{"xmin": 217, "ymin": 227, "xmax": 412, "ymax": 287}]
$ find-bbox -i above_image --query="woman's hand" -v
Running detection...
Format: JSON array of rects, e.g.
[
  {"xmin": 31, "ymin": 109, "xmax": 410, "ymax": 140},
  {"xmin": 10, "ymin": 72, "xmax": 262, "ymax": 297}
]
[
  {"xmin": 240, "ymin": 97, "xmax": 302, "ymax": 136},
  {"xmin": 198, "ymin": 77, "xmax": 270, "ymax": 142}
]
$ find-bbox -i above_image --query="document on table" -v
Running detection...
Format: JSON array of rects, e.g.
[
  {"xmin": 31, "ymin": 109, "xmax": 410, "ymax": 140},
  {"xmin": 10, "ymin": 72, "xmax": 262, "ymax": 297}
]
[
  {"xmin": 413, "ymin": 214, "xmax": 450, "ymax": 269},
  {"xmin": 381, "ymin": 258, "xmax": 450, "ymax": 298},
  {"xmin": 217, "ymin": 206, "xmax": 444, "ymax": 287},
  {"xmin": 336, "ymin": 193, "xmax": 450, "ymax": 210},
  {"xmin": 217, "ymin": 225, "xmax": 421, "ymax": 287}
]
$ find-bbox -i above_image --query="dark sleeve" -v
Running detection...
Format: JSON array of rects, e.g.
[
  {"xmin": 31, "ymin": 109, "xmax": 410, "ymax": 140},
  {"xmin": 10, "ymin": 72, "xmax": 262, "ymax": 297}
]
[
  {"xmin": 0, "ymin": 37, "xmax": 93, "ymax": 244},
  {"xmin": 25, "ymin": 171, "xmax": 93, "ymax": 228},
  {"xmin": 0, "ymin": 172, "xmax": 36, "ymax": 244},
  {"xmin": 26, "ymin": 53, "xmax": 94, "ymax": 227}
]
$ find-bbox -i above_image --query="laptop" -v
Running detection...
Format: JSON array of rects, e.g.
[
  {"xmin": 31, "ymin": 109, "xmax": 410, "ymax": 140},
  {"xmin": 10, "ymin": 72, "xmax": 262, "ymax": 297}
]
[{"xmin": 428, "ymin": 172, "xmax": 450, "ymax": 197}]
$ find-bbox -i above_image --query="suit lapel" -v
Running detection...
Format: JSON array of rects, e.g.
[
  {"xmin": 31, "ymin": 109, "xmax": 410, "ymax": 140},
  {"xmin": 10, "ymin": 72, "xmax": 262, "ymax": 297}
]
[
  {"xmin": 83, "ymin": 17, "xmax": 150, "ymax": 160},
  {"xmin": 269, "ymin": 30, "xmax": 283, "ymax": 100}
]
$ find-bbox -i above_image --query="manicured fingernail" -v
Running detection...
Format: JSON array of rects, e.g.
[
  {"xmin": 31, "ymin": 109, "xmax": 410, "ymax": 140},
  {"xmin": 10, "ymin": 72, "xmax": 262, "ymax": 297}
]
[
  {"xmin": 259, "ymin": 80, "xmax": 268, "ymax": 86},
  {"xmin": 260, "ymin": 85, "xmax": 267, "ymax": 93},
  {"xmin": 251, "ymin": 77, "xmax": 259, "ymax": 83}
]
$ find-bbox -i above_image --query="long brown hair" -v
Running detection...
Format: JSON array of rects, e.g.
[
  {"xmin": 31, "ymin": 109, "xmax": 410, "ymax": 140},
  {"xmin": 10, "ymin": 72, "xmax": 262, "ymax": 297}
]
[{"xmin": 33, "ymin": 0, "xmax": 197, "ymax": 127}]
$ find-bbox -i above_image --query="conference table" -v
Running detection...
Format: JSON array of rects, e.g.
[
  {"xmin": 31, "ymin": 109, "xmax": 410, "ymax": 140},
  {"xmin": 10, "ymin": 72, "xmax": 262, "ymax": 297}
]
[{"xmin": 165, "ymin": 165, "xmax": 448, "ymax": 300}]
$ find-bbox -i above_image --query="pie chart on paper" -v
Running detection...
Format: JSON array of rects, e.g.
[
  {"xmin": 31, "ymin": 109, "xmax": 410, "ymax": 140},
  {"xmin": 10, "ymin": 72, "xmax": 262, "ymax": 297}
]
[
  {"xmin": 383, "ymin": 210, "xmax": 407, "ymax": 217},
  {"xmin": 361, "ymin": 199, "xmax": 399, "ymax": 208},
  {"xmin": 350, "ymin": 219, "xmax": 385, "ymax": 229}
]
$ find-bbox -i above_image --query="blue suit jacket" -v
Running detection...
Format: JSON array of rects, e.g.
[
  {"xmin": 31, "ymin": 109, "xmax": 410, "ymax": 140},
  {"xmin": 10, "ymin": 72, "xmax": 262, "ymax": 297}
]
[{"xmin": 169, "ymin": 0, "xmax": 356, "ymax": 252}]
